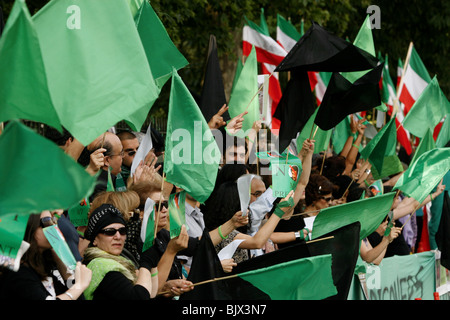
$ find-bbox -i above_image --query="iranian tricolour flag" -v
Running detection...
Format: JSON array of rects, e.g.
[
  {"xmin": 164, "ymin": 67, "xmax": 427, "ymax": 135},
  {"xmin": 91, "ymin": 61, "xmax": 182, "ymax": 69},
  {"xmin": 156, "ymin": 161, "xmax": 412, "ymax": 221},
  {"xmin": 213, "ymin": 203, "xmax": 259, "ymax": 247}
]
[
  {"xmin": 381, "ymin": 54, "xmax": 412, "ymax": 155},
  {"xmin": 398, "ymin": 45, "xmax": 431, "ymax": 115},
  {"xmin": 243, "ymin": 11, "xmax": 287, "ymax": 132}
]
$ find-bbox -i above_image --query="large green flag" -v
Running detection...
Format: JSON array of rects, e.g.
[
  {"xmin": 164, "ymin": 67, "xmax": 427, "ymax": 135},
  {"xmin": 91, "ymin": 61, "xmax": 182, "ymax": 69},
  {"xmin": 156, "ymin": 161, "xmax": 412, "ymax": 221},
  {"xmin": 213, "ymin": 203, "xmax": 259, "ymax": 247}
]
[
  {"xmin": 0, "ymin": 120, "xmax": 96, "ymax": 216},
  {"xmin": 410, "ymin": 129, "xmax": 436, "ymax": 165},
  {"xmin": 227, "ymin": 45, "xmax": 260, "ymax": 138},
  {"xmin": 332, "ymin": 116, "xmax": 354, "ymax": 154},
  {"xmin": 296, "ymin": 107, "xmax": 332, "ymax": 154},
  {"xmin": 134, "ymin": 0, "xmax": 188, "ymax": 89},
  {"xmin": 402, "ymin": 76, "xmax": 450, "ymax": 138},
  {"xmin": 360, "ymin": 117, "xmax": 403, "ymax": 179},
  {"xmin": 394, "ymin": 148, "xmax": 450, "ymax": 203},
  {"xmin": 32, "ymin": 0, "xmax": 159, "ymax": 146},
  {"xmin": 237, "ymin": 254, "xmax": 337, "ymax": 300},
  {"xmin": 164, "ymin": 69, "xmax": 221, "ymax": 203},
  {"xmin": 312, "ymin": 192, "xmax": 396, "ymax": 241},
  {"xmin": 0, "ymin": 0, "xmax": 61, "ymax": 131}
]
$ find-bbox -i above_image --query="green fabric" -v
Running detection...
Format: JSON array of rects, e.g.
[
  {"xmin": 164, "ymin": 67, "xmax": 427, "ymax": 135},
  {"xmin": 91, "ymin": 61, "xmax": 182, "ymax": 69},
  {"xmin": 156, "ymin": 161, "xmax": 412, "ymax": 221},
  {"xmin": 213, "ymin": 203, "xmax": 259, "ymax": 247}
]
[
  {"xmin": 273, "ymin": 197, "xmax": 295, "ymax": 218},
  {"xmin": 312, "ymin": 192, "xmax": 396, "ymax": 241},
  {"xmin": 402, "ymin": 76, "xmax": 450, "ymax": 138},
  {"xmin": 340, "ymin": 15, "xmax": 375, "ymax": 84},
  {"xmin": 141, "ymin": 198, "xmax": 156, "ymax": 251},
  {"xmin": 410, "ymin": 129, "xmax": 436, "ymax": 165},
  {"xmin": 360, "ymin": 117, "xmax": 403, "ymax": 179},
  {"xmin": 0, "ymin": 0, "xmax": 61, "ymax": 131},
  {"xmin": 297, "ymin": 107, "xmax": 332, "ymax": 154},
  {"xmin": 84, "ymin": 248, "xmax": 137, "ymax": 300},
  {"xmin": 134, "ymin": 0, "xmax": 188, "ymax": 89},
  {"xmin": 238, "ymin": 254, "xmax": 337, "ymax": 300},
  {"xmin": 168, "ymin": 191, "xmax": 187, "ymax": 239},
  {"xmin": 394, "ymin": 148, "xmax": 450, "ymax": 203},
  {"xmin": 0, "ymin": 120, "xmax": 96, "ymax": 216},
  {"xmin": 163, "ymin": 69, "xmax": 221, "ymax": 203},
  {"xmin": 332, "ymin": 116, "xmax": 353, "ymax": 154},
  {"xmin": 0, "ymin": 213, "xmax": 29, "ymax": 259},
  {"xmin": 409, "ymin": 46, "xmax": 432, "ymax": 83},
  {"xmin": 227, "ymin": 46, "xmax": 260, "ymax": 139},
  {"xmin": 429, "ymin": 172, "xmax": 450, "ymax": 249},
  {"xmin": 32, "ymin": 0, "xmax": 159, "ymax": 146},
  {"xmin": 436, "ymin": 114, "xmax": 450, "ymax": 148}
]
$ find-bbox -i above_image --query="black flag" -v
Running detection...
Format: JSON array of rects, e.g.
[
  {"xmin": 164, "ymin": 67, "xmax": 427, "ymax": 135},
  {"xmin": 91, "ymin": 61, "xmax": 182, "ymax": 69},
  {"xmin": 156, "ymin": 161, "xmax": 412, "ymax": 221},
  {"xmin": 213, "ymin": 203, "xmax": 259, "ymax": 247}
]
[
  {"xmin": 275, "ymin": 21, "xmax": 379, "ymax": 73},
  {"xmin": 199, "ymin": 34, "xmax": 229, "ymax": 123},
  {"xmin": 314, "ymin": 63, "xmax": 384, "ymax": 130},
  {"xmin": 273, "ymin": 70, "xmax": 316, "ymax": 153},
  {"xmin": 436, "ymin": 191, "xmax": 450, "ymax": 270}
]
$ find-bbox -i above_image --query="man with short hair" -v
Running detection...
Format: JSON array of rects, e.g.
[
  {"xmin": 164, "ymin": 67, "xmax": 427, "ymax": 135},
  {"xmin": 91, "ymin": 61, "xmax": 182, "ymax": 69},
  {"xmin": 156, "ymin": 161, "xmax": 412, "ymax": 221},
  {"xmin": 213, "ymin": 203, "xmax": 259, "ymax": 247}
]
[{"xmin": 117, "ymin": 130, "xmax": 140, "ymax": 182}]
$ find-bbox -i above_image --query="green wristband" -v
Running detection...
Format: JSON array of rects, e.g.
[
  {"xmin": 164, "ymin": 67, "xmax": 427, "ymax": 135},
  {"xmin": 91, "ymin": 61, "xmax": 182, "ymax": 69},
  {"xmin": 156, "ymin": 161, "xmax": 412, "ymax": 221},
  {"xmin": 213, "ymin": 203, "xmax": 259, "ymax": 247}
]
[{"xmin": 273, "ymin": 197, "xmax": 294, "ymax": 218}]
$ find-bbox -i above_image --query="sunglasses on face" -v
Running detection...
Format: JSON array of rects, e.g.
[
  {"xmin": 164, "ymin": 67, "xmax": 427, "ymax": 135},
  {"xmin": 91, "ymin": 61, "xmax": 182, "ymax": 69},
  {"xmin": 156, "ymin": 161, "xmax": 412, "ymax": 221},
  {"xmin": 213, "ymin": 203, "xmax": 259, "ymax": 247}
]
[
  {"xmin": 320, "ymin": 196, "xmax": 334, "ymax": 202},
  {"xmin": 99, "ymin": 227, "xmax": 127, "ymax": 236},
  {"xmin": 155, "ymin": 201, "xmax": 168, "ymax": 209},
  {"xmin": 40, "ymin": 216, "xmax": 57, "ymax": 228}
]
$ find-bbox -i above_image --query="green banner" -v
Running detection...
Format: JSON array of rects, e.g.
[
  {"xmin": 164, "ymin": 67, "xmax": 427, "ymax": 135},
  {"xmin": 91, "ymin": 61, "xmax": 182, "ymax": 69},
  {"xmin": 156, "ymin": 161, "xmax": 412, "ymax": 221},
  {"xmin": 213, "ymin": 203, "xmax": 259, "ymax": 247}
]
[
  {"xmin": 350, "ymin": 252, "xmax": 436, "ymax": 300},
  {"xmin": 0, "ymin": 213, "xmax": 29, "ymax": 264},
  {"xmin": 43, "ymin": 224, "xmax": 77, "ymax": 271},
  {"xmin": 168, "ymin": 191, "xmax": 187, "ymax": 239}
]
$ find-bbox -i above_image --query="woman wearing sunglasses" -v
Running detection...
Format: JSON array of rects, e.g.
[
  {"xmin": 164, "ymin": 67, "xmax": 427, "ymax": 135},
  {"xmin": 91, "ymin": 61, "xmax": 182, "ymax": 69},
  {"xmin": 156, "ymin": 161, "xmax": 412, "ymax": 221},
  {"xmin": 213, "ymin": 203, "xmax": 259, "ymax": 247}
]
[
  {"xmin": 0, "ymin": 211, "xmax": 92, "ymax": 300},
  {"xmin": 303, "ymin": 174, "xmax": 337, "ymax": 215},
  {"xmin": 82, "ymin": 203, "xmax": 158, "ymax": 300}
]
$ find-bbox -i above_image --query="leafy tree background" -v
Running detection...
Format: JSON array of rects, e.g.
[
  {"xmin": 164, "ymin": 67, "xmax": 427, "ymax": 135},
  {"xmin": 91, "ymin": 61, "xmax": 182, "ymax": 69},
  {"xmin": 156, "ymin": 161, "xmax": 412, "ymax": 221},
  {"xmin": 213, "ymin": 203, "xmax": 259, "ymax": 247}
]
[{"xmin": 1, "ymin": 0, "xmax": 449, "ymax": 120}]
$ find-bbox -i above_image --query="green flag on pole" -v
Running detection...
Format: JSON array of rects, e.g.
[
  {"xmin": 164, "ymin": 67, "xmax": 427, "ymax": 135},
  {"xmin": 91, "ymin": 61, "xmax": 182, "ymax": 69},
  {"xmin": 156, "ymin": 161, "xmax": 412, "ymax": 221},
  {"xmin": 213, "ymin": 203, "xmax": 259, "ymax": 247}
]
[
  {"xmin": 134, "ymin": 0, "xmax": 188, "ymax": 89},
  {"xmin": 237, "ymin": 254, "xmax": 337, "ymax": 300},
  {"xmin": 141, "ymin": 198, "xmax": 156, "ymax": 251},
  {"xmin": 32, "ymin": 0, "xmax": 160, "ymax": 146},
  {"xmin": 394, "ymin": 148, "xmax": 450, "ymax": 203},
  {"xmin": 402, "ymin": 76, "xmax": 450, "ymax": 138},
  {"xmin": 164, "ymin": 69, "xmax": 221, "ymax": 203},
  {"xmin": 270, "ymin": 154, "xmax": 303, "ymax": 198},
  {"xmin": 0, "ymin": 120, "xmax": 96, "ymax": 216},
  {"xmin": 436, "ymin": 115, "xmax": 450, "ymax": 148},
  {"xmin": 0, "ymin": 0, "xmax": 61, "ymax": 131},
  {"xmin": 227, "ymin": 45, "xmax": 260, "ymax": 138},
  {"xmin": 360, "ymin": 117, "xmax": 403, "ymax": 179},
  {"xmin": 168, "ymin": 191, "xmax": 187, "ymax": 239},
  {"xmin": 296, "ymin": 107, "xmax": 332, "ymax": 154},
  {"xmin": 332, "ymin": 116, "xmax": 354, "ymax": 154},
  {"xmin": 410, "ymin": 129, "xmax": 436, "ymax": 165},
  {"xmin": 312, "ymin": 192, "xmax": 396, "ymax": 241}
]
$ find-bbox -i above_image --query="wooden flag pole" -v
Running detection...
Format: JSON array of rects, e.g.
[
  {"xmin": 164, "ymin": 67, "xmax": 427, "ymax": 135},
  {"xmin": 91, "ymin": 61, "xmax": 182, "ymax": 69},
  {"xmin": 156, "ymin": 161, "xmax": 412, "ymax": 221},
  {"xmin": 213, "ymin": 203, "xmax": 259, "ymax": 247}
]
[
  {"xmin": 319, "ymin": 151, "xmax": 326, "ymax": 175},
  {"xmin": 244, "ymin": 70, "xmax": 276, "ymax": 113},
  {"xmin": 156, "ymin": 236, "xmax": 335, "ymax": 296},
  {"xmin": 283, "ymin": 208, "xmax": 321, "ymax": 218},
  {"xmin": 100, "ymin": 132, "xmax": 107, "ymax": 148},
  {"xmin": 400, "ymin": 201, "xmax": 422, "ymax": 229}
]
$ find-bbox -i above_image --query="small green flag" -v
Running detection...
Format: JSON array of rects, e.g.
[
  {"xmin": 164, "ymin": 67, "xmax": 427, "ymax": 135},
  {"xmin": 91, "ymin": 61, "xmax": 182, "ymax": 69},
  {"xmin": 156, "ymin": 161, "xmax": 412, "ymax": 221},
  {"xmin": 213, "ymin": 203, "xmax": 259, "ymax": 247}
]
[
  {"xmin": 164, "ymin": 69, "xmax": 221, "ymax": 203},
  {"xmin": 106, "ymin": 167, "xmax": 115, "ymax": 192},
  {"xmin": 0, "ymin": 0, "xmax": 61, "ymax": 131},
  {"xmin": 134, "ymin": 0, "xmax": 188, "ymax": 89},
  {"xmin": 168, "ymin": 191, "xmax": 187, "ymax": 239},
  {"xmin": 394, "ymin": 148, "xmax": 450, "ymax": 203},
  {"xmin": 43, "ymin": 224, "xmax": 77, "ymax": 271},
  {"xmin": 402, "ymin": 76, "xmax": 450, "ymax": 138},
  {"xmin": 270, "ymin": 155, "xmax": 303, "ymax": 198},
  {"xmin": 369, "ymin": 179, "xmax": 384, "ymax": 197},
  {"xmin": 312, "ymin": 192, "xmax": 396, "ymax": 241},
  {"xmin": 32, "ymin": 0, "xmax": 160, "ymax": 146},
  {"xmin": 296, "ymin": 107, "xmax": 332, "ymax": 154},
  {"xmin": 141, "ymin": 198, "xmax": 156, "ymax": 251},
  {"xmin": 360, "ymin": 117, "xmax": 403, "ymax": 179},
  {"xmin": 0, "ymin": 213, "xmax": 30, "ymax": 266},
  {"xmin": 0, "ymin": 120, "xmax": 96, "ymax": 216},
  {"xmin": 410, "ymin": 129, "xmax": 436, "ymax": 165},
  {"xmin": 332, "ymin": 116, "xmax": 353, "ymax": 154},
  {"xmin": 237, "ymin": 254, "xmax": 337, "ymax": 300},
  {"xmin": 67, "ymin": 197, "xmax": 90, "ymax": 227},
  {"xmin": 340, "ymin": 15, "xmax": 375, "ymax": 84},
  {"xmin": 227, "ymin": 45, "xmax": 260, "ymax": 138}
]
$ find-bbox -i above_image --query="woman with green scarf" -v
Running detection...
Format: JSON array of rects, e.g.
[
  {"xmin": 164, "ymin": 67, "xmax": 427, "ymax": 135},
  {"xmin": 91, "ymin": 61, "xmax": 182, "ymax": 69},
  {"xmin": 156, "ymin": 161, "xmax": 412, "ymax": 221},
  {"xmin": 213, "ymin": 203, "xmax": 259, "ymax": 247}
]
[{"xmin": 82, "ymin": 204, "xmax": 158, "ymax": 300}]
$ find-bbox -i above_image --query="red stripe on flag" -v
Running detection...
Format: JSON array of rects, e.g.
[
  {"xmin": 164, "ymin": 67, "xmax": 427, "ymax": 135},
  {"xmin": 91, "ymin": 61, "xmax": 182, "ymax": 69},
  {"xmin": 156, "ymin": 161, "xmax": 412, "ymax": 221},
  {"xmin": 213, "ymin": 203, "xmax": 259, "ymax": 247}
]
[
  {"xmin": 395, "ymin": 118, "xmax": 412, "ymax": 155},
  {"xmin": 399, "ymin": 86, "xmax": 416, "ymax": 115},
  {"xmin": 243, "ymin": 41, "xmax": 285, "ymax": 66}
]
